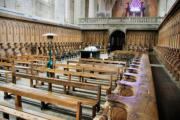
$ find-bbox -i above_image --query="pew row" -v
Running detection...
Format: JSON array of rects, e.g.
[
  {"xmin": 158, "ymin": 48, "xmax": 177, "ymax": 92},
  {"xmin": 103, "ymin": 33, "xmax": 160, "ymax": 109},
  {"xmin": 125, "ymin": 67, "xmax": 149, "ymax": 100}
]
[
  {"xmin": 0, "ymin": 62, "xmax": 15, "ymax": 83},
  {"xmin": 67, "ymin": 60, "xmax": 125, "ymax": 78},
  {"xmin": 14, "ymin": 73, "xmax": 101, "ymax": 118},
  {"xmin": 67, "ymin": 60, "xmax": 125, "ymax": 70},
  {"xmin": 79, "ymin": 58, "xmax": 127, "ymax": 66},
  {"xmin": 0, "ymin": 83, "xmax": 82, "ymax": 120},
  {"xmin": 55, "ymin": 63, "xmax": 121, "ymax": 85},
  {"xmin": 36, "ymin": 67, "xmax": 114, "ymax": 95},
  {"xmin": 0, "ymin": 102, "xmax": 63, "ymax": 120}
]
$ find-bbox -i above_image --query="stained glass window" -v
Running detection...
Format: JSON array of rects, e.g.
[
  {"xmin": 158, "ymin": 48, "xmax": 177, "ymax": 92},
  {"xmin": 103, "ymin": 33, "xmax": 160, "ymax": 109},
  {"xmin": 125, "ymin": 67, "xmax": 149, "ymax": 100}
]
[{"xmin": 130, "ymin": 0, "xmax": 141, "ymax": 12}]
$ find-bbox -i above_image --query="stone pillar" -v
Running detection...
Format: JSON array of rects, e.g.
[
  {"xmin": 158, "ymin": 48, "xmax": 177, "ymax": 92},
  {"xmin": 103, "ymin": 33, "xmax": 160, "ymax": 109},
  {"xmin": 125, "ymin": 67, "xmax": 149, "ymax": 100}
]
[
  {"xmin": 119, "ymin": 0, "xmax": 124, "ymax": 17},
  {"xmin": 0, "ymin": 0, "xmax": 16, "ymax": 10},
  {"xmin": 88, "ymin": 0, "xmax": 97, "ymax": 18},
  {"xmin": 74, "ymin": 0, "xmax": 85, "ymax": 24},
  {"xmin": 15, "ymin": 0, "xmax": 33, "ymax": 16},
  {"xmin": 65, "ymin": 0, "xmax": 74, "ymax": 24},
  {"xmin": 85, "ymin": 0, "xmax": 89, "ymax": 18},
  {"xmin": 0, "ymin": 0, "xmax": 6, "ymax": 7},
  {"xmin": 158, "ymin": 0, "xmax": 167, "ymax": 17},
  {"xmin": 55, "ymin": 0, "xmax": 65, "ymax": 23},
  {"xmin": 32, "ymin": 0, "xmax": 55, "ymax": 20},
  {"xmin": 98, "ymin": 0, "xmax": 106, "ymax": 17},
  {"xmin": 105, "ymin": 0, "xmax": 116, "ymax": 17}
]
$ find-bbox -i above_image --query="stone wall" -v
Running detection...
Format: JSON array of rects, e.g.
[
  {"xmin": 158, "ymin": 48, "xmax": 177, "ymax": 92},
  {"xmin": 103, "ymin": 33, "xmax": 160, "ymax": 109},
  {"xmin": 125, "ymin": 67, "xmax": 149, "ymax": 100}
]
[
  {"xmin": 0, "ymin": 0, "xmax": 65, "ymax": 23},
  {"xmin": 157, "ymin": 0, "xmax": 176, "ymax": 17}
]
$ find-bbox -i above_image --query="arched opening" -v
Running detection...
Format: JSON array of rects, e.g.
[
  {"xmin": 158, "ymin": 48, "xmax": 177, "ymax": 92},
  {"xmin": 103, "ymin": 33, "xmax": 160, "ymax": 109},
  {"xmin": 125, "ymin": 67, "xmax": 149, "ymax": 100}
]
[{"xmin": 109, "ymin": 30, "xmax": 125, "ymax": 51}]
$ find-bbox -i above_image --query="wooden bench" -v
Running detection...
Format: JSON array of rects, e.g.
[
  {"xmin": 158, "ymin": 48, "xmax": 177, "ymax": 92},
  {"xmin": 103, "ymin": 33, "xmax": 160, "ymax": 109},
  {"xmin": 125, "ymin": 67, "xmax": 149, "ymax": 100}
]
[
  {"xmin": 0, "ymin": 62, "xmax": 15, "ymax": 83},
  {"xmin": 29, "ymin": 59, "xmax": 47, "ymax": 68},
  {"xmin": 0, "ymin": 102, "xmax": 63, "ymax": 120},
  {"xmin": 0, "ymin": 83, "xmax": 82, "ymax": 120},
  {"xmin": 14, "ymin": 73, "xmax": 101, "ymax": 118},
  {"xmin": 67, "ymin": 60, "xmax": 125, "ymax": 73},
  {"xmin": 12, "ymin": 55, "xmax": 49, "ymax": 68},
  {"xmin": 55, "ymin": 63, "xmax": 121, "ymax": 84},
  {"xmin": 79, "ymin": 58, "xmax": 127, "ymax": 66},
  {"xmin": 67, "ymin": 60, "xmax": 124, "ymax": 69},
  {"xmin": 36, "ymin": 67, "xmax": 113, "ymax": 95},
  {"xmin": 0, "ymin": 57, "xmax": 13, "ymax": 63},
  {"xmin": 77, "ymin": 63, "xmax": 124, "ymax": 78}
]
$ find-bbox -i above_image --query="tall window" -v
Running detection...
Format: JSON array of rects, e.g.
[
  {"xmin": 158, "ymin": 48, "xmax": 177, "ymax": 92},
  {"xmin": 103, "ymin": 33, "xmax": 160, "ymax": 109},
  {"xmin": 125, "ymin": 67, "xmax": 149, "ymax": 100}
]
[{"xmin": 130, "ymin": 0, "xmax": 141, "ymax": 12}]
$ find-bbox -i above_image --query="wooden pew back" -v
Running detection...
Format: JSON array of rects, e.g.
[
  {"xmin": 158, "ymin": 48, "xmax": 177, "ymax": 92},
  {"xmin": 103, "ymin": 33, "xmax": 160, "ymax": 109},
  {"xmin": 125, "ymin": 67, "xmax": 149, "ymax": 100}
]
[
  {"xmin": 79, "ymin": 58, "xmax": 127, "ymax": 66},
  {"xmin": 14, "ymin": 73, "xmax": 101, "ymax": 118},
  {"xmin": 0, "ymin": 102, "xmax": 63, "ymax": 120},
  {"xmin": 0, "ymin": 61, "xmax": 15, "ymax": 83},
  {"xmin": 0, "ymin": 83, "xmax": 82, "ymax": 120},
  {"xmin": 36, "ymin": 67, "xmax": 113, "ymax": 94}
]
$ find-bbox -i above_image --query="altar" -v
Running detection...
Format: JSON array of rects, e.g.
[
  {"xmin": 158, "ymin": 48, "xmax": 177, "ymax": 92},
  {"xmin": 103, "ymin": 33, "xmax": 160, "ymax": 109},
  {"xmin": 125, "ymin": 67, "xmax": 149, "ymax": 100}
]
[
  {"xmin": 80, "ymin": 46, "xmax": 100, "ymax": 58},
  {"xmin": 80, "ymin": 50, "xmax": 100, "ymax": 58}
]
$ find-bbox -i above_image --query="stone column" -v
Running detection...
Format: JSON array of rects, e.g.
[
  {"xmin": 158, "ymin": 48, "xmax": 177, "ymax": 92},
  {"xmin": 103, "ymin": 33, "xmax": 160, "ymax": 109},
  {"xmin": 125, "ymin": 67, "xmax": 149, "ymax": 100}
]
[
  {"xmin": 55, "ymin": 0, "xmax": 65, "ymax": 23},
  {"xmin": 0, "ymin": 0, "xmax": 6, "ymax": 7},
  {"xmin": 65, "ymin": 0, "xmax": 74, "ymax": 24},
  {"xmin": 0, "ymin": 0, "xmax": 16, "ymax": 11},
  {"xmin": 98, "ymin": 0, "xmax": 106, "ymax": 17},
  {"xmin": 105, "ymin": 0, "xmax": 116, "ymax": 17},
  {"xmin": 157, "ymin": 0, "xmax": 167, "ymax": 17},
  {"xmin": 15, "ymin": 0, "xmax": 33, "ymax": 16},
  {"xmin": 119, "ymin": 0, "xmax": 124, "ymax": 17},
  {"xmin": 88, "ymin": 0, "xmax": 97, "ymax": 18},
  {"xmin": 74, "ymin": 0, "xmax": 85, "ymax": 24}
]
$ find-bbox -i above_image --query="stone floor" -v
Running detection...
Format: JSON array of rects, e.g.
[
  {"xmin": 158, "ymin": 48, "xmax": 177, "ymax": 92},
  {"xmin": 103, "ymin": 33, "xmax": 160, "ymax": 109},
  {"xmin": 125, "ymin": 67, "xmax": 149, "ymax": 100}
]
[
  {"xmin": 149, "ymin": 52, "xmax": 180, "ymax": 120},
  {"xmin": 0, "ymin": 54, "xmax": 110, "ymax": 120}
]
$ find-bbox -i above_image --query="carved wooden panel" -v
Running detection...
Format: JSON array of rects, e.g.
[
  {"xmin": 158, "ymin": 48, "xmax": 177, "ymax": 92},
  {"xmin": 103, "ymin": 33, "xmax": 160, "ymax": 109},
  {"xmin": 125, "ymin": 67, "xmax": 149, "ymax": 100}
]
[
  {"xmin": 126, "ymin": 30, "xmax": 157, "ymax": 51},
  {"xmin": 158, "ymin": 8, "xmax": 180, "ymax": 49},
  {"xmin": 82, "ymin": 30, "xmax": 108, "ymax": 49},
  {"xmin": 0, "ymin": 17, "xmax": 82, "ymax": 44}
]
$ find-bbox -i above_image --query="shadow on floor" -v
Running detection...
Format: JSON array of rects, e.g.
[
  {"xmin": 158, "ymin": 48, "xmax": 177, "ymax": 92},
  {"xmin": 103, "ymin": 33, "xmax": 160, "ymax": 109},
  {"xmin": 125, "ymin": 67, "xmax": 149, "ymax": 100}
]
[
  {"xmin": 151, "ymin": 55, "xmax": 180, "ymax": 120},
  {"xmin": 149, "ymin": 52, "xmax": 161, "ymax": 64}
]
